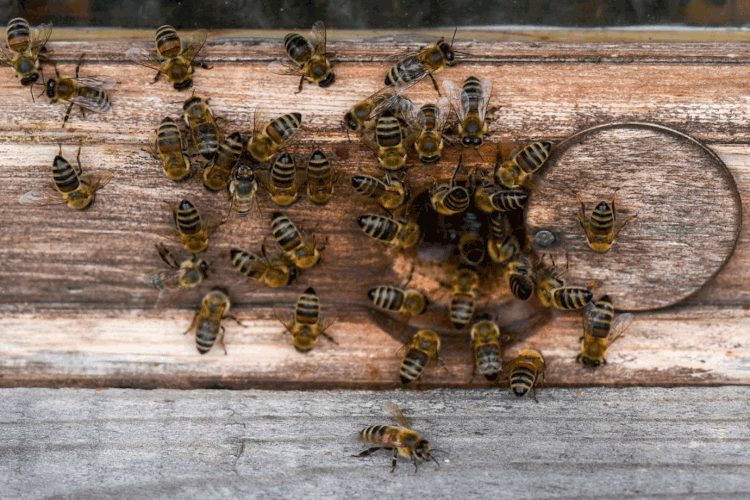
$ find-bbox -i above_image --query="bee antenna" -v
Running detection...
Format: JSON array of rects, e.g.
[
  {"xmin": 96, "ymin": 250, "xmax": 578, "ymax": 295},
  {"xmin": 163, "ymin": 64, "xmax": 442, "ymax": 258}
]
[{"xmin": 451, "ymin": 27, "xmax": 458, "ymax": 46}]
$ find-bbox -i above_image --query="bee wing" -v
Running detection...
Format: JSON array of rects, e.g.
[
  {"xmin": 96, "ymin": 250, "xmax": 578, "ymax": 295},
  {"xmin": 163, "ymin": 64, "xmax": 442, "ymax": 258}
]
[
  {"xmin": 359, "ymin": 128, "xmax": 380, "ymax": 155},
  {"xmin": 267, "ymin": 58, "xmax": 302, "ymax": 76},
  {"xmin": 19, "ymin": 185, "xmax": 64, "ymax": 206},
  {"xmin": 582, "ymin": 300, "xmax": 596, "ymax": 335},
  {"xmin": 252, "ymin": 106, "xmax": 269, "ymax": 136},
  {"xmin": 72, "ymin": 76, "xmax": 118, "ymax": 90},
  {"xmin": 141, "ymin": 269, "xmax": 183, "ymax": 290},
  {"xmin": 608, "ymin": 312, "xmax": 634, "ymax": 345},
  {"xmin": 125, "ymin": 46, "xmax": 164, "ymax": 72},
  {"xmin": 384, "ymin": 47, "xmax": 422, "ymax": 63},
  {"xmin": 434, "ymin": 96, "xmax": 452, "ymax": 130},
  {"xmin": 369, "ymin": 94, "xmax": 416, "ymax": 122},
  {"xmin": 443, "ymin": 79, "xmax": 467, "ymax": 120},
  {"xmin": 310, "ymin": 20, "xmax": 327, "ymax": 55},
  {"xmin": 477, "ymin": 77, "xmax": 493, "ymax": 122},
  {"xmin": 30, "ymin": 22, "xmax": 53, "ymax": 54},
  {"xmin": 0, "ymin": 49, "xmax": 12, "ymax": 67},
  {"xmin": 386, "ymin": 401, "xmax": 411, "ymax": 429},
  {"xmin": 80, "ymin": 171, "xmax": 113, "ymax": 191},
  {"xmin": 179, "ymin": 29, "xmax": 208, "ymax": 62}
]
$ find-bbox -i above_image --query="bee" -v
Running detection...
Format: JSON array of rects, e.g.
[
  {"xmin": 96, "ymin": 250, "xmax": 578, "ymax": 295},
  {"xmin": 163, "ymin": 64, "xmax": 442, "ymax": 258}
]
[
  {"xmin": 203, "ymin": 132, "xmax": 243, "ymax": 192},
  {"xmin": 125, "ymin": 25, "xmax": 209, "ymax": 90},
  {"xmin": 162, "ymin": 199, "xmax": 224, "ymax": 255},
  {"xmin": 184, "ymin": 288, "xmax": 242, "ymax": 355},
  {"xmin": 384, "ymin": 30, "xmax": 458, "ymax": 94},
  {"xmin": 578, "ymin": 295, "xmax": 634, "ymax": 368},
  {"xmin": 270, "ymin": 212, "xmax": 323, "ymax": 269},
  {"xmin": 20, "ymin": 144, "xmax": 112, "ymax": 210},
  {"xmin": 443, "ymin": 76, "xmax": 492, "ymax": 147},
  {"xmin": 351, "ymin": 173, "xmax": 410, "ymax": 211},
  {"xmin": 228, "ymin": 164, "xmax": 260, "ymax": 216},
  {"xmin": 183, "ymin": 96, "xmax": 222, "ymax": 161},
  {"xmin": 354, "ymin": 401, "xmax": 438, "ymax": 473},
  {"xmin": 45, "ymin": 54, "xmax": 115, "ymax": 127},
  {"xmin": 505, "ymin": 255, "xmax": 535, "ymax": 301},
  {"xmin": 575, "ymin": 189, "xmax": 637, "ymax": 253},
  {"xmin": 494, "ymin": 141, "xmax": 552, "ymax": 190},
  {"xmin": 536, "ymin": 258, "xmax": 594, "ymax": 311},
  {"xmin": 412, "ymin": 98, "xmax": 451, "ymax": 163},
  {"xmin": 357, "ymin": 214, "xmax": 420, "ymax": 249},
  {"xmin": 142, "ymin": 242, "xmax": 210, "ymax": 291},
  {"xmin": 471, "ymin": 315, "xmax": 504, "ymax": 381},
  {"xmin": 488, "ymin": 234, "xmax": 521, "ymax": 265},
  {"xmin": 230, "ymin": 246, "xmax": 297, "ymax": 288},
  {"xmin": 145, "ymin": 117, "xmax": 193, "ymax": 181},
  {"xmin": 342, "ymin": 90, "xmax": 401, "ymax": 138},
  {"xmin": 445, "ymin": 268, "xmax": 481, "ymax": 330},
  {"xmin": 279, "ymin": 287, "xmax": 337, "ymax": 352},
  {"xmin": 246, "ymin": 111, "xmax": 302, "ymax": 165},
  {"xmin": 473, "ymin": 178, "xmax": 502, "ymax": 214},
  {"xmin": 457, "ymin": 233, "xmax": 486, "ymax": 266},
  {"xmin": 400, "ymin": 329, "xmax": 441, "ymax": 384},
  {"xmin": 430, "ymin": 158, "xmax": 470, "ymax": 216},
  {"xmin": 264, "ymin": 152, "xmax": 301, "ymax": 207},
  {"xmin": 367, "ymin": 286, "xmax": 428, "ymax": 319},
  {"xmin": 503, "ymin": 349, "xmax": 547, "ymax": 402},
  {"xmin": 281, "ymin": 21, "xmax": 335, "ymax": 93},
  {"xmin": 360, "ymin": 110, "xmax": 418, "ymax": 172},
  {"xmin": 306, "ymin": 149, "xmax": 338, "ymax": 205},
  {"xmin": 1, "ymin": 18, "xmax": 52, "ymax": 93}
]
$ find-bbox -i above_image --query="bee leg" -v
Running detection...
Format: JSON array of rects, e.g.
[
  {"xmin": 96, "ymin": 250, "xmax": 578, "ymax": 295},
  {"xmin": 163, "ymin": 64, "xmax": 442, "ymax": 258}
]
[
  {"xmin": 531, "ymin": 385, "xmax": 539, "ymax": 403},
  {"xmin": 218, "ymin": 326, "xmax": 227, "ymax": 355},
  {"xmin": 352, "ymin": 446, "xmax": 382, "ymax": 458},
  {"xmin": 156, "ymin": 243, "xmax": 180, "ymax": 269},
  {"xmin": 321, "ymin": 331, "xmax": 337, "ymax": 345},
  {"xmin": 225, "ymin": 314, "xmax": 244, "ymax": 327},
  {"xmin": 427, "ymin": 72, "xmax": 441, "ymax": 96},
  {"xmin": 295, "ymin": 75, "xmax": 305, "ymax": 94},
  {"xmin": 576, "ymin": 353, "xmax": 583, "ymax": 364},
  {"xmin": 412, "ymin": 456, "xmax": 420, "ymax": 474},
  {"xmin": 192, "ymin": 59, "xmax": 212, "ymax": 70},
  {"xmin": 610, "ymin": 214, "xmax": 638, "ymax": 244},
  {"xmin": 61, "ymin": 101, "xmax": 75, "ymax": 128},
  {"xmin": 391, "ymin": 448, "xmax": 399, "ymax": 473},
  {"xmin": 75, "ymin": 53, "xmax": 84, "ymax": 77},
  {"xmin": 151, "ymin": 70, "xmax": 163, "ymax": 84},
  {"xmin": 75, "ymin": 143, "xmax": 83, "ymax": 174},
  {"xmin": 183, "ymin": 312, "xmax": 199, "ymax": 335}
]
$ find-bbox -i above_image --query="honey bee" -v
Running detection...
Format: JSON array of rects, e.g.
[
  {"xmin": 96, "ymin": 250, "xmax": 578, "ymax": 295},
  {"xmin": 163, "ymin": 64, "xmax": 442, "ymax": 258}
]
[
  {"xmin": 575, "ymin": 189, "xmax": 637, "ymax": 253},
  {"xmin": 430, "ymin": 161, "xmax": 470, "ymax": 216},
  {"xmin": 203, "ymin": 132, "xmax": 243, "ymax": 191},
  {"xmin": 246, "ymin": 111, "xmax": 303, "ymax": 165},
  {"xmin": 357, "ymin": 214, "xmax": 420, "ymax": 249},
  {"xmin": 279, "ymin": 287, "xmax": 337, "ymax": 352},
  {"xmin": 145, "ymin": 117, "xmax": 193, "ymax": 181},
  {"xmin": 354, "ymin": 401, "xmax": 438, "ymax": 473},
  {"xmin": 578, "ymin": 295, "xmax": 634, "ymax": 367},
  {"xmin": 445, "ymin": 268, "xmax": 481, "ymax": 330},
  {"xmin": 536, "ymin": 257, "xmax": 594, "ymax": 310},
  {"xmin": 142, "ymin": 242, "xmax": 210, "ymax": 291},
  {"xmin": 183, "ymin": 96, "xmax": 222, "ymax": 160},
  {"xmin": 1, "ymin": 18, "xmax": 52, "ymax": 93},
  {"xmin": 126, "ymin": 25, "xmax": 209, "ymax": 90},
  {"xmin": 45, "ymin": 54, "xmax": 115, "ymax": 127},
  {"xmin": 503, "ymin": 349, "xmax": 546, "ymax": 402},
  {"xmin": 342, "ymin": 90, "xmax": 403, "ymax": 139},
  {"xmin": 306, "ymin": 149, "xmax": 338, "ymax": 205},
  {"xmin": 412, "ymin": 98, "xmax": 451, "ymax": 163},
  {"xmin": 443, "ymin": 76, "xmax": 492, "ymax": 147},
  {"xmin": 473, "ymin": 178, "xmax": 501, "ymax": 214},
  {"xmin": 505, "ymin": 255, "xmax": 535, "ymax": 301},
  {"xmin": 184, "ymin": 288, "xmax": 242, "ymax": 355},
  {"xmin": 494, "ymin": 141, "xmax": 552, "ymax": 190},
  {"xmin": 228, "ymin": 164, "xmax": 260, "ymax": 217},
  {"xmin": 351, "ymin": 173, "xmax": 410, "ymax": 211},
  {"xmin": 360, "ymin": 110, "xmax": 419, "ymax": 171},
  {"xmin": 470, "ymin": 315, "xmax": 504, "ymax": 381},
  {"xmin": 384, "ymin": 30, "xmax": 458, "ymax": 93},
  {"xmin": 400, "ymin": 329, "xmax": 441, "ymax": 384},
  {"xmin": 488, "ymin": 234, "xmax": 521, "ymax": 265},
  {"xmin": 281, "ymin": 21, "xmax": 335, "ymax": 93},
  {"xmin": 230, "ymin": 246, "xmax": 297, "ymax": 288},
  {"xmin": 162, "ymin": 199, "xmax": 224, "ymax": 255},
  {"xmin": 263, "ymin": 153, "xmax": 301, "ymax": 207},
  {"xmin": 270, "ymin": 212, "xmax": 323, "ymax": 269},
  {"xmin": 19, "ymin": 144, "xmax": 112, "ymax": 210},
  {"xmin": 367, "ymin": 286, "xmax": 428, "ymax": 319},
  {"xmin": 457, "ymin": 232, "xmax": 486, "ymax": 266}
]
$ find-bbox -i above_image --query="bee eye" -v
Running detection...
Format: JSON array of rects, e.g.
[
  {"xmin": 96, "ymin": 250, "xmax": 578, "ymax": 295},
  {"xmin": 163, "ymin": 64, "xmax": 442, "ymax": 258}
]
[{"xmin": 462, "ymin": 137, "xmax": 472, "ymax": 146}]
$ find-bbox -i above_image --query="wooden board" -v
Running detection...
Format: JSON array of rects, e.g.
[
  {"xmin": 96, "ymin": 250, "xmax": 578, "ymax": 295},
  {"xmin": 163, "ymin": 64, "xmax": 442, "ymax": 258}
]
[{"xmin": 1, "ymin": 33, "xmax": 750, "ymax": 388}]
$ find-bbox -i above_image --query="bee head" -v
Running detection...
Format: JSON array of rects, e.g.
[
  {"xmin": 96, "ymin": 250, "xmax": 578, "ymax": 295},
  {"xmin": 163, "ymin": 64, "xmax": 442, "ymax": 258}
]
[
  {"xmin": 174, "ymin": 78, "xmax": 193, "ymax": 90},
  {"xmin": 438, "ymin": 40, "xmax": 455, "ymax": 64},
  {"xmin": 317, "ymin": 70, "xmax": 335, "ymax": 87},
  {"xmin": 45, "ymin": 78, "xmax": 57, "ymax": 98},
  {"xmin": 581, "ymin": 357, "xmax": 602, "ymax": 368},
  {"xmin": 462, "ymin": 136, "xmax": 483, "ymax": 147},
  {"xmin": 414, "ymin": 440, "xmax": 431, "ymax": 460},
  {"xmin": 20, "ymin": 72, "xmax": 39, "ymax": 86},
  {"xmin": 183, "ymin": 96, "xmax": 202, "ymax": 111},
  {"xmin": 197, "ymin": 259, "xmax": 210, "ymax": 277}
]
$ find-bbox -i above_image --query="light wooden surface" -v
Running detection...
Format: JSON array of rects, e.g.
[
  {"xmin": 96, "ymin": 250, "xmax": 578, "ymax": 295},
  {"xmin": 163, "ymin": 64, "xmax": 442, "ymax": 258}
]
[
  {"xmin": 1, "ymin": 387, "xmax": 749, "ymax": 499},
  {"xmin": 1, "ymin": 32, "xmax": 750, "ymax": 388}
]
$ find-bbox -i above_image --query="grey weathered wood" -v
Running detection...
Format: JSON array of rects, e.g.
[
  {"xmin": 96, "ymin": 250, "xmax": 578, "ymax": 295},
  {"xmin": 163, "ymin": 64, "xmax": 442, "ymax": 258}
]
[{"xmin": 1, "ymin": 387, "xmax": 749, "ymax": 499}]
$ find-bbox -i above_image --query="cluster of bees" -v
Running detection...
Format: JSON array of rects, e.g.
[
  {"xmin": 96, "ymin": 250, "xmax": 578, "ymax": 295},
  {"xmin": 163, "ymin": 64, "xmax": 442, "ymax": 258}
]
[{"xmin": 8, "ymin": 18, "xmax": 638, "ymax": 472}]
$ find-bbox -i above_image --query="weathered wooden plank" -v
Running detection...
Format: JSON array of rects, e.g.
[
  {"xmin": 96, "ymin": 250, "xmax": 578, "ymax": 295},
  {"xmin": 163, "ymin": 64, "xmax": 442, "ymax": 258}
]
[{"xmin": 1, "ymin": 387, "xmax": 749, "ymax": 499}]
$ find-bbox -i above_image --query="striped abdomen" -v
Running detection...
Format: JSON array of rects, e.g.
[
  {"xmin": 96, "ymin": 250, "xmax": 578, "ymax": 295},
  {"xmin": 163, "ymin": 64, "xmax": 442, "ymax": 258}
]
[
  {"xmin": 586, "ymin": 296, "xmax": 615, "ymax": 338},
  {"xmin": 265, "ymin": 113, "xmax": 302, "ymax": 144},
  {"xmin": 420, "ymin": 104, "xmax": 440, "ymax": 130},
  {"xmin": 203, "ymin": 132, "xmax": 242, "ymax": 191},
  {"xmin": 509, "ymin": 274, "xmax": 534, "ymax": 301},
  {"xmin": 76, "ymin": 85, "xmax": 111, "ymax": 113},
  {"xmin": 195, "ymin": 123, "xmax": 220, "ymax": 160},
  {"xmin": 384, "ymin": 55, "xmax": 423, "ymax": 87},
  {"xmin": 400, "ymin": 348, "xmax": 428, "ymax": 384},
  {"xmin": 307, "ymin": 150, "xmax": 335, "ymax": 204},
  {"xmin": 284, "ymin": 33, "xmax": 313, "ymax": 65},
  {"xmin": 357, "ymin": 214, "xmax": 400, "ymax": 243},
  {"xmin": 195, "ymin": 319, "xmax": 220, "ymax": 354},
  {"xmin": 475, "ymin": 344, "xmax": 502, "ymax": 381},
  {"xmin": 551, "ymin": 287, "xmax": 593, "ymax": 310},
  {"xmin": 490, "ymin": 190, "xmax": 528, "ymax": 212},
  {"xmin": 6, "ymin": 18, "xmax": 31, "ymax": 52},
  {"xmin": 155, "ymin": 25, "xmax": 182, "ymax": 58},
  {"xmin": 488, "ymin": 235, "xmax": 521, "ymax": 264},
  {"xmin": 229, "ymin": 166, "xmax": 258, "ymax": 215},
  {"xmin": 51, "ymin": 155, "xmax": 80, "ymax": 193},
  {"xmin": 433, "ymin": 185, "xmax": 470, "ymax": 215},
  {"xmin": 590, "ymin": 201, "xmax": 615, "ymax": 236},
  {"xmin": 270, "ymin": 153, "xmax": 297, "ymax": 191},
  {"xmin": 156, "ymin": 117, "xmax": 182, "ymax": 156},
  {"xmin": 489, "ymin": 211, "xmax": 505, "ymax": 240},
  {"xmin": 271, "ymin": 213, "xmax": 303, "ymax": 253},
  {"xmin": 458, "ymin": 233, "xmax": 485, "ymax": 265},
  {"xmin": 375, "ymin": 112, "xmax": 403, "ymax": 148},
  {"xmin": 351, "ymin": 175, "xmax": 386, "ymax": 199},
  {"xmin": 462, "ymin": 76, "xmax": 483, "ymax": 111},
  {"xmin": 512, "ymin": 141, "xmax": 552, "ymax": 174},
  {"xmin": 359, "ymin": 425, "xmax": 398, "ymax": 445},
  {"xmin": 175, "ymin": 199, "xmax": 202, "ymax": 235},
  {"xmin": 509, "ymin": 365, "xmax": 540, "ymax": 397},
  {"xmin": 230, "ymin": 249, "xmax": 263, "ymax": 279},
  {"xmin": 295, "ymin": 287, "xmax": 320, "ymax": 326},
  {"xmin": 449, "ymin": 292, "xmax": 475, "ymax": 329},
  {"xmin": 368, "ymin": 286, "xmax": 405, "ymax": 311}
]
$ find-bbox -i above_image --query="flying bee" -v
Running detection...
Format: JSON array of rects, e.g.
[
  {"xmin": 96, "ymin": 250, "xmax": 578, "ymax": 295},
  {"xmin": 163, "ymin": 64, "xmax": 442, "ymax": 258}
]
[
  {"xmin": 579, "ymin": 295, "xmax": 634, "ymax": 368},
  {"xmin": 161, "ymin": 199, "xmax": 224, "ymax": 255},
  {"xmin": 45, "ymin": 54, "xmax": 115, "ymax": 127},
  {"xmin": 183, "ymin": 96, "xmax": 222, "ymax": 160},
  {"xmin": 400, "ymin": 329, "xmax": 442, "ymax": 384},
  {"xmin": 360, "ymin": 110, "xmax": 419, "ymax": 171},
  {"xmin": 354, "ymin": 401, "xmax": 438, "ymax": 473},
  {"xmin": 184, "ymin": 288, "xmax": 242, "ymax": 355},
  {"xmin": 203, "ymin": 132, "xmax": 243, "ymax": 192},
  {"xmin": 471, "ymin": 315, "xmax": 504, "ymax": 381},
  {"xmin": 228, "ymin": 164, "xmax": 260, "ymax": 217},
  {"xmin": 264, "ymin": 152, "xmax": 301, "ymax": 207},
  {"xmin": 230, "ymin": 246, "xmax": 297, "ymax": 288},
  {"xmin": 1, "ymin": 18, "xmax": 52, "ymax": 93},
  {"xmin": 351, "ymin": 173, "xmax": 410, "ymax": 211},
  {"xmin": 575, "ymin": 189, "xmax": 637, "ymax": 253},
  {"xmin": 384, "ymin": 29, "xmax": 458, "ymax": 94},
  {"xmin": 270, "ymin": 212, "xmax": 323, "ymax": 269},
  {"xmin": 278, "ymin": 287, "xmax": 337, "ymax": 352},
  {"xmin": 443, "ymin": 76, "xmax": 492, "ymax": 147},
  {"xmin": 494, "ymin": 141, "xmax": 552, "ymax": 190},
  {"xmin": 505, "ymin": 255, "xmax": 535, "ymax": 301},
  {"xmin": 280, "ymin": 21, "xmax": 335, "ymax": 93},
  {"xmin": 145, "ymin": 117, "xmax": 193, "ymax": 181},
  {"xmin": 367, "ymin": 286, "xmax": 428, "ymax": 320},
  {"xmin": 430, "ymin": 160, "xmax": 470, "ymax": 216},
  {"xmin": 411, "ymin": 98, "xmax": 451, "ymax": 163},
  {"xmin": 503, "ymin": 349, "xmax": 546, "ymax": 402},
  {"xmin": 246, "ymin": 110, "xmax": 302, "ymax": 164},
  {"xmin": 20, "ymin": 144, "xmax": 112, "ymax": 210},
  {"xmin": 125, "ymin": 25, "xmax": 209, "ymax": 90},
  {"xmin": 143, "ymin": 242, "xmax": 210, "ymax": 291},
  {"xmin": 357, "ymin": 214, "xmax": 420, "ymax": 249},
  {"xmin": 306, "ymin": 149, "xmax": 338, "ymax": 205},
  {"xmin": 444, "ymin": 268, "xmax": 481, "ymax": 330}
]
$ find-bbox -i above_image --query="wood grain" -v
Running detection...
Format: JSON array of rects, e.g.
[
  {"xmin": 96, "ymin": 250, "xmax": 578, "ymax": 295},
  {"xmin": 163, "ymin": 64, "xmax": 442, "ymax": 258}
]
[{"xmin": 1, "ymin": 33, "xmax": 749, "ymax": 388}]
